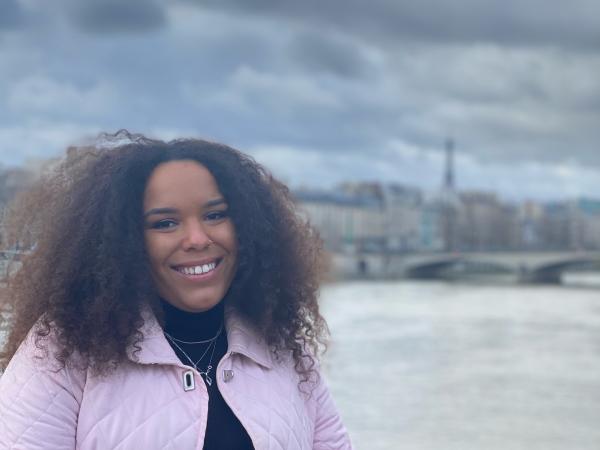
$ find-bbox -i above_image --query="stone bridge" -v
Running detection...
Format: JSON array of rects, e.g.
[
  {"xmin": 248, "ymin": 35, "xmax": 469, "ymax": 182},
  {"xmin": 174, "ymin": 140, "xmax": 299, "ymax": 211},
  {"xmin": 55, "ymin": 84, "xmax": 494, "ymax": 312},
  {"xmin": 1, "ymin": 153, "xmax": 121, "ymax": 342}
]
[
  {"xmin": 333, "ymin": 251, "xmax": 600, "ymax": 283},
  {"xmin": 397, "ymin": 251, "xmax": 600, "ymax": 283}
]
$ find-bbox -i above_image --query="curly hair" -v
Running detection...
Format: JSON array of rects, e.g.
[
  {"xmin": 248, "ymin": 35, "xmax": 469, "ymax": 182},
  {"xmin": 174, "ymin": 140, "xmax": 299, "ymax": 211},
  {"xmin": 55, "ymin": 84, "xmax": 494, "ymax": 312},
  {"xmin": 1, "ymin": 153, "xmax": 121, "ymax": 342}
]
[{"xmin": 0, "ymin": 131, "xmax": 328, "ymax": 381}]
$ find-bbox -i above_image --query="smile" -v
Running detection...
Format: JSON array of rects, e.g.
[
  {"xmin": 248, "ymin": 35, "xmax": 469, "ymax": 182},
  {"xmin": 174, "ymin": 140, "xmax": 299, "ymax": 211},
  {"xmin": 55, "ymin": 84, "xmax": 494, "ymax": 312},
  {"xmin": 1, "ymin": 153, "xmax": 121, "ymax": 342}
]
[{"xmin": 173, "ymin": 259, "xmax": 221, "ymax": 276}]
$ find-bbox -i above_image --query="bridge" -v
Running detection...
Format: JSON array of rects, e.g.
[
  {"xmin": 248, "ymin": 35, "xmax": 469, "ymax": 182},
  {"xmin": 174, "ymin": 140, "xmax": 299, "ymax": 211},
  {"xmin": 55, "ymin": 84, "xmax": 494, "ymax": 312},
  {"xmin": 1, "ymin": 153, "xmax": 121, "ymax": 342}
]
[{"xmin": 332, "ymin": 251, "xmax": 600, "ymax": 284}]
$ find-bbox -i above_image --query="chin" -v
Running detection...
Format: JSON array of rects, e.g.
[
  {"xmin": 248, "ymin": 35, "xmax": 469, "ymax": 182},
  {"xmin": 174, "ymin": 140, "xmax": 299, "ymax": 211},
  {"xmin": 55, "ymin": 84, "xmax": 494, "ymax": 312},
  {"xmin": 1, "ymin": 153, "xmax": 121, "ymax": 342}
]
[{"xmin": 176, "ymin": 294, "xmax": 225, "ymax": 312}]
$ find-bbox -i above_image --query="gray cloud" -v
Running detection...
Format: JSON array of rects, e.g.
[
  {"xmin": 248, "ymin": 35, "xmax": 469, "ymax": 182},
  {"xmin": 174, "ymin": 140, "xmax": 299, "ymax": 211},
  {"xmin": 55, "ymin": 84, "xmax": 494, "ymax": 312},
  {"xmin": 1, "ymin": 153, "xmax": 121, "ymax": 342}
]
[
  {"xmin": 65, "ymin": 0, "xmax": 167, "ymax": 33},
  {"xmin": 287, "ymin": 31, "xmax": 376, "ymax": 79},
  {"xmin": 0, "ymin": 0, "xmax": 25, "ymax": 30},
  {"xmin": 192, "ymin": 0, "xmax": 600, "ymax": 51},
  {"xmin": 1, "ymin": 1, "xmax": 600, "ymax": 200}
]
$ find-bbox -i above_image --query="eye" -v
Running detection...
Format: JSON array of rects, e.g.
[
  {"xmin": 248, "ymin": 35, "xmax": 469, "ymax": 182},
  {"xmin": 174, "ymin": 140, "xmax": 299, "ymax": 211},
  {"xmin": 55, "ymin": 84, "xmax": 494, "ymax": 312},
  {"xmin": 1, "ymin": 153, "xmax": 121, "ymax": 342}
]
[
  {"xmin": 149, "ymin": 219, "xmax": 178, "ymax": 230},
  {"xmin": 205, "ymin": 210, "xmax": 228, "ymax": 222}
]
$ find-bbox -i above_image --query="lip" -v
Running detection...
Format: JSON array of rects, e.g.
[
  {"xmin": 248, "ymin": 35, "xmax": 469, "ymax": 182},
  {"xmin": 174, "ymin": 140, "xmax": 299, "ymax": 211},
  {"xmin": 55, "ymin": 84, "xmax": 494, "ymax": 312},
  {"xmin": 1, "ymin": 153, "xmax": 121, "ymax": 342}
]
[
  {"xmin": 170, "ymin": 258, "xmax": 223, "ymax": 282},
  {"xmin": 171, "ymin": 257, "xmax": 222, "ymax": 269}
]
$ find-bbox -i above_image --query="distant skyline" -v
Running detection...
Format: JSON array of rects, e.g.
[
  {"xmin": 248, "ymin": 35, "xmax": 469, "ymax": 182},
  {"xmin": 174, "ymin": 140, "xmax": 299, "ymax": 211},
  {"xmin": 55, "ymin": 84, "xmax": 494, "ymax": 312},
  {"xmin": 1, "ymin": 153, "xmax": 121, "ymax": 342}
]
[{"xmin": 1, "ymin": 0, "xmax": 599, "ymax": 201}]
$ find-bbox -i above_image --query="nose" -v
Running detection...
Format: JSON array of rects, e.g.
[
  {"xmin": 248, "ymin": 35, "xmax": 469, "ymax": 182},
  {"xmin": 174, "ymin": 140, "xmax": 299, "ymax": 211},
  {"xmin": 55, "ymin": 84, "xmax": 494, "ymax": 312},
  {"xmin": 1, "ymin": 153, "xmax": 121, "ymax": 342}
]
[{"xmin": 181, "ymin": 220, "xmax": 212, "ymax": 251}]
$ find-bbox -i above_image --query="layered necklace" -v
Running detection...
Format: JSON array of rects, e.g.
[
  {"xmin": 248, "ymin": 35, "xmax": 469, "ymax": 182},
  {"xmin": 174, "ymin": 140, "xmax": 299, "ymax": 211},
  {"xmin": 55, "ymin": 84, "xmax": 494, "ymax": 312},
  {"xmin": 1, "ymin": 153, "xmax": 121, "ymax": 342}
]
[{"xmin": 164, "ymin": 321, "xmax": 224, "ymax": 387}]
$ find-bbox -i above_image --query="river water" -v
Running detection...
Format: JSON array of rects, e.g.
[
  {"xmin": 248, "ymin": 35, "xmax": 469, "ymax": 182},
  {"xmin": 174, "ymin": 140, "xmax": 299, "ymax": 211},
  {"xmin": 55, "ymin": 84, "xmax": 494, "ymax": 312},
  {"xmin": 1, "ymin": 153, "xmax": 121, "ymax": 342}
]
[{"xmin": 320, "ymin": 279, "xmax": 600, "ymax": 450}]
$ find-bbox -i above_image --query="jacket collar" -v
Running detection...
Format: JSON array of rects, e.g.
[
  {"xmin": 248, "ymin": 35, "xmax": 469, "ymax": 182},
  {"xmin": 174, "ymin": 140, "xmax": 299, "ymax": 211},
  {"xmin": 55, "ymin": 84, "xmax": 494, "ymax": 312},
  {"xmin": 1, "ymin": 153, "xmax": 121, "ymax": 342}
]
[
  {"xmin": 223, "ymin": 305, "xmax": 274, "ymax": 369},
  {"xmin": 128, "ymin": 303, "xmax": 274, "ymax": 370}
]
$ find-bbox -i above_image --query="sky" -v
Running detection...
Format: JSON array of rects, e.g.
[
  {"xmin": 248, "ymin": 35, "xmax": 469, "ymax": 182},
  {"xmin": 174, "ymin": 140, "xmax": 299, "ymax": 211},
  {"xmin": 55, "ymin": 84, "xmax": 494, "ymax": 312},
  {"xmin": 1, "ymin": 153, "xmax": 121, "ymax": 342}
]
[{"xmin": 0, "ymin": 0, "xmax": 599, "ymax": 201}]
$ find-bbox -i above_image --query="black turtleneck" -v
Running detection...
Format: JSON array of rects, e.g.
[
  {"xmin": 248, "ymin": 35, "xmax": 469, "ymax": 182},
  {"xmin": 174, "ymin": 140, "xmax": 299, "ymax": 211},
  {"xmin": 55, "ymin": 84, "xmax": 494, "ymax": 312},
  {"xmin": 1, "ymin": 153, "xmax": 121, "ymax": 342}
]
[{"xmin": 161, "ymin": 299, "xmax": 254, "ymax": 450}]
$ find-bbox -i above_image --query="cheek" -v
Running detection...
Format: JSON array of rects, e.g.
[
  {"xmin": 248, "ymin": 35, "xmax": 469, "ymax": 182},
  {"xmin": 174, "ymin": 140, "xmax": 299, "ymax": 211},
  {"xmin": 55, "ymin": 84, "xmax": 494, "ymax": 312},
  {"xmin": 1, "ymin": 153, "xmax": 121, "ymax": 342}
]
[
  {"xmin": 224, "ymin": 223, "xmax": 238, "ymax": 253},
  {"xmin": 144, "ymin": 234, "xmax": 164, "ymax": 266}
]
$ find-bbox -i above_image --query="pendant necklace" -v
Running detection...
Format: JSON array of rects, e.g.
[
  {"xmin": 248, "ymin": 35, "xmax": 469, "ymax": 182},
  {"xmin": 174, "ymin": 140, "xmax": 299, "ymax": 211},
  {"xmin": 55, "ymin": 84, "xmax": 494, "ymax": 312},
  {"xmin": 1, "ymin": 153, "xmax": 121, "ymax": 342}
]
[{"xmin": 165, "ymin": 323, "xmax": 223, "ymax": 386}]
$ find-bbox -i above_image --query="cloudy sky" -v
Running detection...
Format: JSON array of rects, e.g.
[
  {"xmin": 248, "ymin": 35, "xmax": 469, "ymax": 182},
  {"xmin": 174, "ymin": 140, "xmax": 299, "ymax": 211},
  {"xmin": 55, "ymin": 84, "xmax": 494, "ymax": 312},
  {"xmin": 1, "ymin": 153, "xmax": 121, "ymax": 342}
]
[{"xmin": 1, "ymin": 0, "xmax": 599, "ymax": 200}]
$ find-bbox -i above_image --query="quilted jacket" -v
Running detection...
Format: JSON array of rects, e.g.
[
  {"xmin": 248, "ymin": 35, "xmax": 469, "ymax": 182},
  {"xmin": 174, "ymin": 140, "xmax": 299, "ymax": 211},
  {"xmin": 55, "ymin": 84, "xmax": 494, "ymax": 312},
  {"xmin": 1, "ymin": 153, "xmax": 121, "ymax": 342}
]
[{"xmin": 0, "ymin": 307, "xmax": 352, "ymax": 449}]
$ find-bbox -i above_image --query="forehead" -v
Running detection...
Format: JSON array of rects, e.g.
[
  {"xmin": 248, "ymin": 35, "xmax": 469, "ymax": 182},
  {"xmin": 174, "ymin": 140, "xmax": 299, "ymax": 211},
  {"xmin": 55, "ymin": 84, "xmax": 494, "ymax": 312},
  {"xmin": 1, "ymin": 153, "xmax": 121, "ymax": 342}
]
[{"xmin": 143, "ymin": 160, "xmax": 222, "ymax": 206}]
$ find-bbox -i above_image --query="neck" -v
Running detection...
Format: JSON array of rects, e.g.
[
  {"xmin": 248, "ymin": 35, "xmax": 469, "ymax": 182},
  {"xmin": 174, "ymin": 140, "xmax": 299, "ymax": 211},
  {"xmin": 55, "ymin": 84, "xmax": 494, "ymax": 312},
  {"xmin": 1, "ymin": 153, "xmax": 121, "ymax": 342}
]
[{"xmin": 160, "ymin": 299, "xmax": 225, "ymax": 341}]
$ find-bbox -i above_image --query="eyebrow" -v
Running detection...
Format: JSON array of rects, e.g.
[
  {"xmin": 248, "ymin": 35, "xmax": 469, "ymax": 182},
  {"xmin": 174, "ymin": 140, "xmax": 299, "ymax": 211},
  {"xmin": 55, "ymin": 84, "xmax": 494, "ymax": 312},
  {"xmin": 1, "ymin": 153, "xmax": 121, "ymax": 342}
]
[{"xmin": 143, "ymin": 198, "xmax": 227, "ymax": 218}]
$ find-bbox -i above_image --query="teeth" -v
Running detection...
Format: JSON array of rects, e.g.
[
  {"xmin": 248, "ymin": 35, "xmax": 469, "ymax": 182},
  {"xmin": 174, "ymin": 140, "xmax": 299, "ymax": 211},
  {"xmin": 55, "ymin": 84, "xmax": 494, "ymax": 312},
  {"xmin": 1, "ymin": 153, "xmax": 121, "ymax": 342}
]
[{"xmin": 179, "ymin": 262, "xmax": 217, "ymax": 275}]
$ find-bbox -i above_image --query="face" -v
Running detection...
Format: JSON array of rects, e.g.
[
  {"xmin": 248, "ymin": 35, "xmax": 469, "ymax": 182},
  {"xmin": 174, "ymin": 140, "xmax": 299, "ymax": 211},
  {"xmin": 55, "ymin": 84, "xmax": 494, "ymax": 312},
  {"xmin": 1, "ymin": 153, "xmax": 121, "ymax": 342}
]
[{"xmin": 143, "ymin": 160, "xmax": 238, "ymax": 312}]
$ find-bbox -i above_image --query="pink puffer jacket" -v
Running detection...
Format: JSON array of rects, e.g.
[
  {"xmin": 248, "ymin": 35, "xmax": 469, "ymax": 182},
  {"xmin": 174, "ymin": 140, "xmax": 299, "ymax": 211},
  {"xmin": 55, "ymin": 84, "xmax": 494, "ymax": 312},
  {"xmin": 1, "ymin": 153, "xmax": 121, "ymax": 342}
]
[{"xmin": 0, "ymin": 308, "xmax": 352, "ymax": 449}]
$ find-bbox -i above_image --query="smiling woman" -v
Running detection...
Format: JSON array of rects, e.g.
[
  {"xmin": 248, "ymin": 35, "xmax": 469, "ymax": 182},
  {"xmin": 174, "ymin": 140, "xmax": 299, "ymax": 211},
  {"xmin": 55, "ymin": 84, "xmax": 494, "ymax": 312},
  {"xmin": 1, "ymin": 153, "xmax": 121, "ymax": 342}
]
[
  {"xmin": 0, "ymin": 131, "xmax": 352, "ymax": 449},
  {"xmin": 143, "ymin": 161, "xmax": 239, "ymax": 313}
]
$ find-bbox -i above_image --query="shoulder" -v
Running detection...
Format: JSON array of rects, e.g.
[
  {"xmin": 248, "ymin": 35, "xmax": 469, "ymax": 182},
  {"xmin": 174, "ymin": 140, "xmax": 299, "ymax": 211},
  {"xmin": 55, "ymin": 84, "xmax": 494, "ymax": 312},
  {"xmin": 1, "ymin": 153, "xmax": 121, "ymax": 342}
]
[
  {"xmin": 1, "ymin": 323, "xmax": 87, "ymax": 384},
  {"xmin": 0, "ymin": 326, "xmax": 86, "ymax": 448}
]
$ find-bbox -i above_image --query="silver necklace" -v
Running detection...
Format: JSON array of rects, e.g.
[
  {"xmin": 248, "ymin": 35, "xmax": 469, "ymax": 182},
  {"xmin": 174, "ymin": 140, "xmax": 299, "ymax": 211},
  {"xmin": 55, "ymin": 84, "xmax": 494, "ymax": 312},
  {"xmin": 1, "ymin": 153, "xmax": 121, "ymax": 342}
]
[
  {"xmin": 166, "ymin": 333, "xmax": 214, "ymax": 367},
  {"xmin": 164, "ymin": 322, "xmax": 224, "ymax": 345},
  {"xmin": 164, "ymin": 325, "xmax": 223, "ymax": 386}
]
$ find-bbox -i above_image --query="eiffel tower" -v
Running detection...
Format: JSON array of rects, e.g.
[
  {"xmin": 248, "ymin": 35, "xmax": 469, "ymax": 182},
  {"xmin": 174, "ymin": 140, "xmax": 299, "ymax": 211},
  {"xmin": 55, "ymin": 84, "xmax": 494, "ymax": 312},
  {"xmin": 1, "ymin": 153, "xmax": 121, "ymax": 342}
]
[
  {"xmin": 445, "ymin": 138, "xmax": 454, "ymax": 190},
  {"xmin": 442, "ymin": 138, "xmax": 458, "ymax": 251}
]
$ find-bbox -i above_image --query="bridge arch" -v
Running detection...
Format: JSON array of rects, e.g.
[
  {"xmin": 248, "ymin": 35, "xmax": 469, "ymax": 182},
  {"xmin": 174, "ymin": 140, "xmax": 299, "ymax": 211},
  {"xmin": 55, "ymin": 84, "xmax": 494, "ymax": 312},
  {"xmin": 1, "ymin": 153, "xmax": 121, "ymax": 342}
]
[
  {"xmin": 406, "ymin": 260, "xmax": 461, "ymax": 279},
  {"xmin": 522, "ymin": 258, "xmax": 599, "ymax": 284}
]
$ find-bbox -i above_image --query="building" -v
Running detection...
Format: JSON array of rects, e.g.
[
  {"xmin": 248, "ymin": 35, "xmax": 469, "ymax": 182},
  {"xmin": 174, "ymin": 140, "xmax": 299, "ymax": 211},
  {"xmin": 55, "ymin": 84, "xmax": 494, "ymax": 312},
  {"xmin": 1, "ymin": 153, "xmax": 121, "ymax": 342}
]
[
  {"xmin": 571, "ymin": 198, "xmax": 600, "ymax": 250},
  {"xmin": 382, "ymin": 184, "xmax": 423, "ymax": 252},
  {"xmin": 457, "ymin": 191, "xmax": 519, "ymax": 251},
  {"xmin": 293, "ymin": 189, "xmax": 386, "ymax": 253}
]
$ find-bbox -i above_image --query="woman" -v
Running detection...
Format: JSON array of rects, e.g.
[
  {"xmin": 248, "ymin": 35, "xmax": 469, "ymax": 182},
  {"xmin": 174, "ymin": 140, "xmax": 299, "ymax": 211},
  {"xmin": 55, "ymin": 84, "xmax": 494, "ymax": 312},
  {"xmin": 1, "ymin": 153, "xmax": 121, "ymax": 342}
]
[{"xmin": 0, "ymin": 132, "xmax": 352, "ymax": 449}]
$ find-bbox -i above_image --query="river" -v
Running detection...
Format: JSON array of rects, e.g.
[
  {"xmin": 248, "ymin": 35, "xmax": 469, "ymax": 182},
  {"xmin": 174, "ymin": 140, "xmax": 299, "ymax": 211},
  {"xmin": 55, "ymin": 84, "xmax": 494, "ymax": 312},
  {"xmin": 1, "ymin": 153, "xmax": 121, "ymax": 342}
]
[{"xmin": 320, "ymin": 279, "xmax": 600, "ymax": 450}]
